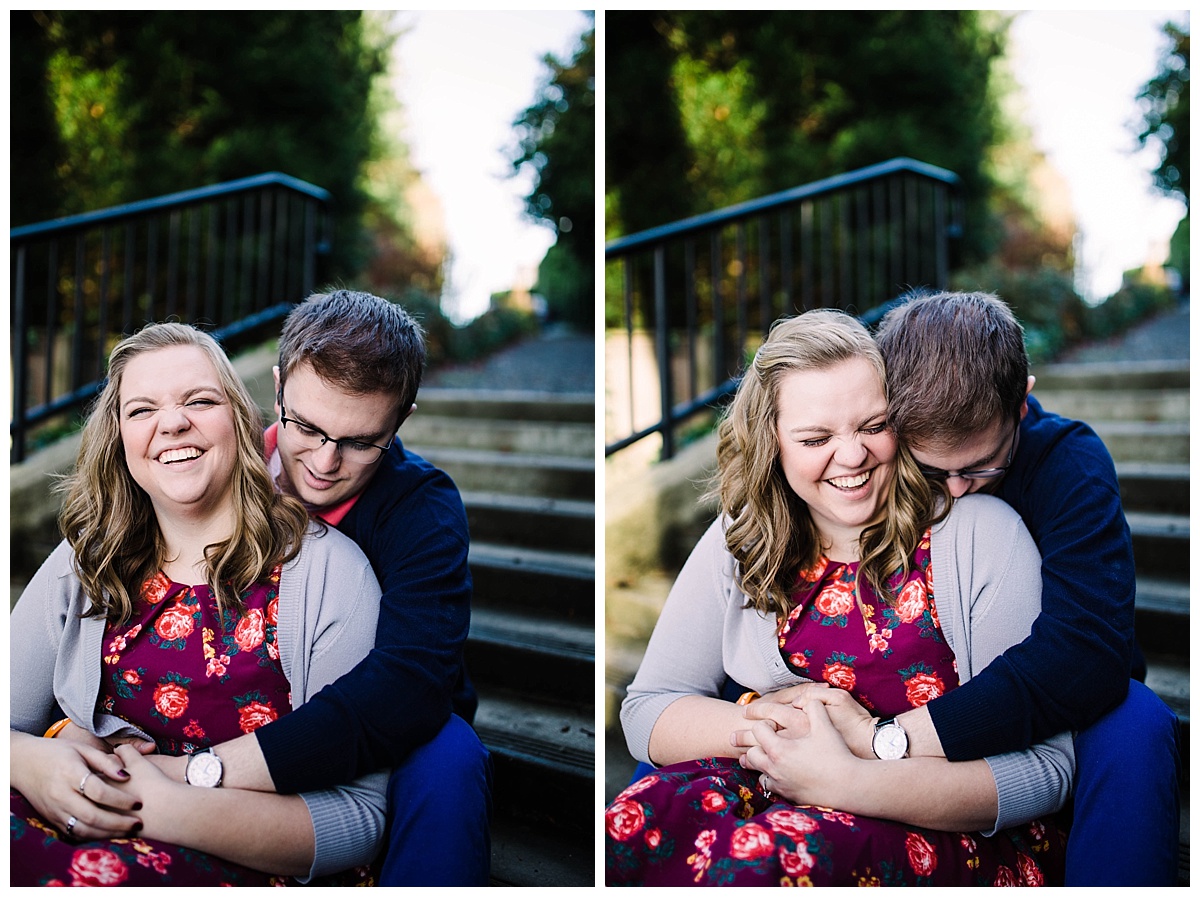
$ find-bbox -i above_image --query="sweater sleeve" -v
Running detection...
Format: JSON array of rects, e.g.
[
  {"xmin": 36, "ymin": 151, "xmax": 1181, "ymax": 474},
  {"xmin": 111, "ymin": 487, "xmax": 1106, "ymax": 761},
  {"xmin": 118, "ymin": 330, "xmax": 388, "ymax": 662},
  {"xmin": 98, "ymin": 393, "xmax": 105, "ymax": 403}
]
[
  {"xmin": 621, "ymin": 517, "xmax": 740, "ymax": 764},
  {"xmin": 285, "ymin": 528, "xmax": 390, "ymax": 882},
  {"xmin": 9, "ymin": 541, "xmax": 75, "ymax": 736},
  {"xmin": 933, "ymin": 495, "xmax": 1075, "ymax": 833},
  {"xmin": 256, "ymin": 458, "xmax": 471, "ymax": 791},
  {"xmin": 928, "ymin": 406, "xmax": 1134, "ymax": 759}
]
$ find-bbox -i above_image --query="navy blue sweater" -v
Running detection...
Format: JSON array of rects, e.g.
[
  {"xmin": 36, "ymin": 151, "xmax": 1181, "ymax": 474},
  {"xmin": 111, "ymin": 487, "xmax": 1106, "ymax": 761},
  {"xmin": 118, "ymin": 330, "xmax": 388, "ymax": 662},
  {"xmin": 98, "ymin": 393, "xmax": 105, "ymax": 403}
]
[
  {"xmin": 926, "ymin": 395, "xmax": 1136, "ymax": 760},
  {"xmin": 255, "ymin": 438, "xmax": 475, "ymax": 793}
]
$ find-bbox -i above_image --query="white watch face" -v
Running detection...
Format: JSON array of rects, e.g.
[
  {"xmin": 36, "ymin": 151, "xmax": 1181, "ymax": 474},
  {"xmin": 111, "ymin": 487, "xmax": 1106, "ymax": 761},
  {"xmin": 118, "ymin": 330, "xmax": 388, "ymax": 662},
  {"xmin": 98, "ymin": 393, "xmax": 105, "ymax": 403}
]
[
  {"xmin": 873, "ymin": 723, "xmax": 908, "ymax": 760},
  {"xmin": 187, "ymin": 751, "xmax": 223, "ymax": 787}
]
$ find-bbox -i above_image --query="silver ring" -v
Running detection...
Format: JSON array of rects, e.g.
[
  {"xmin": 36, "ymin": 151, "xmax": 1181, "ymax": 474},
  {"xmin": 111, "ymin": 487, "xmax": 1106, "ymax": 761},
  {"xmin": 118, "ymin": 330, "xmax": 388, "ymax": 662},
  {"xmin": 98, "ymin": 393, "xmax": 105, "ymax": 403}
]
[
  {"xmin": 66, "ymin": 815, "xmax": 78, "ymax": 836},
  {"xmin": 79, "ymin": 772, "xmax": 93, "ymax": 795},
  {"xmin": 760, "ymin": 774, "xmax": 773, "ymax": 800}
]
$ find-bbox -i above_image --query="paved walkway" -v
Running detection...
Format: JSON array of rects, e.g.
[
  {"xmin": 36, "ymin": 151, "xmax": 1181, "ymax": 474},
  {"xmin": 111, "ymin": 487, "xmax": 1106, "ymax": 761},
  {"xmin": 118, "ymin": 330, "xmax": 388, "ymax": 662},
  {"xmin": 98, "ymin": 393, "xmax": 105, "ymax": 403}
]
[
  {"xmin": 1056, "ymin": 299, "xmax": 1190, "ymax": 364},
  {"xmin": 423, "ymin": 323, "xmax": 594, "ymax": 394}
]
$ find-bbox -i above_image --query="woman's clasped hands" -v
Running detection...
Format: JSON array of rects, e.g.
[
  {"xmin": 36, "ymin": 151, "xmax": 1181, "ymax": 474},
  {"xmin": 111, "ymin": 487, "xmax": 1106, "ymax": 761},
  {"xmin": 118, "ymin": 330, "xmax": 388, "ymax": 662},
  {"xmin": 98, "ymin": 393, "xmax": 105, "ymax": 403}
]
[
  {"xmin": 10, "ymin": 733, "xmax": 144, "ymax": 842},
  {"xmin": 730, "ymin": 682, "xmax": 880, "ymax": 806}
]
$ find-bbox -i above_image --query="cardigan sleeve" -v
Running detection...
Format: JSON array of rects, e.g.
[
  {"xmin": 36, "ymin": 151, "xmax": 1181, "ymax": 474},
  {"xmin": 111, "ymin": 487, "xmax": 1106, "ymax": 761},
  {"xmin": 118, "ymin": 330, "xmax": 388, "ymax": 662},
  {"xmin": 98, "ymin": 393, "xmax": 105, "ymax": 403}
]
[
  {"xmin": 283, "ymin": 527, "xmax": 390, "ymax": 882},
  {"xmin": 621, "ymin": 517, "xmax": 741, "ymax": 765},
  {"xmin": 9, "ymin": 541, "xmax": 76, "ymax": 737},
  {"xmin": 933, "ymin": 495, "xmax": 1075, "ymax": 834}
]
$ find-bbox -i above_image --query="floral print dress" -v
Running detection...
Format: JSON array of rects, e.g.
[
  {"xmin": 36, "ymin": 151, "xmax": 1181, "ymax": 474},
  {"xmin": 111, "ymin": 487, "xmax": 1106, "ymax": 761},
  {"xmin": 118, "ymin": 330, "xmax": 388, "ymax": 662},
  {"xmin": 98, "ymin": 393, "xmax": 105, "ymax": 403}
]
[
  {"xmin": 10, "ymin": 568, "xmax": 369, "ymax": 887},
  {"xmin": 605, "ymin": 531, "xmax": 1068, "ymax": 886}
]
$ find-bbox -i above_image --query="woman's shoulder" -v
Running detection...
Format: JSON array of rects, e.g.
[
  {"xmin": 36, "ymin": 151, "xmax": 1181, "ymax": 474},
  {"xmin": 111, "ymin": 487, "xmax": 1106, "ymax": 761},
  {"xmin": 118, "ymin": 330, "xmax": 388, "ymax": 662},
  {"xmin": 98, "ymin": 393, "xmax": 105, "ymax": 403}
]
[
  {"xmin": 937, "ymin": 493, "xmax": 1023, "ymax": 529},
  {"xmin": 290, "ymin": 520, "xmax": 373, "ymax": 573}
]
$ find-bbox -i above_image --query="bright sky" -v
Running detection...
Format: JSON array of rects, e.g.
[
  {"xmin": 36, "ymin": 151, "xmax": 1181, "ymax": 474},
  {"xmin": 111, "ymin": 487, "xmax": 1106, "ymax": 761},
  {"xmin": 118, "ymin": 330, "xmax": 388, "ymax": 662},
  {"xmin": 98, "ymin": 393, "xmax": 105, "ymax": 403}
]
[
  {"xmin": 385, "ymin": 10, "xmax": 592, "ymax": 323},
  {"xmin": 1008, "ymin": 9, "xmax": 1188, "ymax": 302}
]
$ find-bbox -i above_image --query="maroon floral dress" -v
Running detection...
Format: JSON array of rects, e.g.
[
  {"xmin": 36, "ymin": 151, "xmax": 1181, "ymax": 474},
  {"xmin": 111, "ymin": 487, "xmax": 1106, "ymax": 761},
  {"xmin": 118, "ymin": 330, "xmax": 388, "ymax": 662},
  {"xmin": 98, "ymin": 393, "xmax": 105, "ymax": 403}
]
[
  {"xmin": 10, "ymin": 569, "xmax": 372, "ymax": 887},
  {"xmin": 605, "ymin": 531, "xmax": 1068, "ymax": 886}
]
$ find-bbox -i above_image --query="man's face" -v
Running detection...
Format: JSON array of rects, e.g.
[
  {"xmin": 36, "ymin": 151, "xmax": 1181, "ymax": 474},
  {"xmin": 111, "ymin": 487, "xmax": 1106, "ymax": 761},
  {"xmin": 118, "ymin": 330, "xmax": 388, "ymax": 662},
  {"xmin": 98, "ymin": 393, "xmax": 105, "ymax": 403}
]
[
  {"xmin": 909, "ymin": 416, "xmax": 1016, "ymax": 497},
  {"xmin": 272, "ymin": 362, "xmax": 406, "ymax": 511}
]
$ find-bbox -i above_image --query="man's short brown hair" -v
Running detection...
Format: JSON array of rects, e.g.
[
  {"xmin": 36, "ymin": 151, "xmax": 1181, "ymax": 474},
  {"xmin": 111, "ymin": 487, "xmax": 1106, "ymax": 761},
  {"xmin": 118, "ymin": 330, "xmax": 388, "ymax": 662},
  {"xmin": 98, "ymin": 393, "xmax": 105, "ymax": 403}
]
[
  {"xmin": 875, "ymin": 289, "xmax": 1029, "ymax": 450},
  {"xmin": 278, "ymin": 290, "xmax": 426, "ymax": 417}
]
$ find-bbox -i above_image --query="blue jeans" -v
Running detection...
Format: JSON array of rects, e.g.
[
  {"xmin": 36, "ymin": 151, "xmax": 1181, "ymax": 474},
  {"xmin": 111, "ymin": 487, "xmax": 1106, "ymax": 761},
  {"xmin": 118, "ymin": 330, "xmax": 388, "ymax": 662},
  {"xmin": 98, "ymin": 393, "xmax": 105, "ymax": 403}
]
[
  {"xmin": 378, "ymin": 714, "xmax": 493, "ymax": 886},
  {"xmin": 1067, "ymin": 679, "xmax": 1180, "ymax": 885}
]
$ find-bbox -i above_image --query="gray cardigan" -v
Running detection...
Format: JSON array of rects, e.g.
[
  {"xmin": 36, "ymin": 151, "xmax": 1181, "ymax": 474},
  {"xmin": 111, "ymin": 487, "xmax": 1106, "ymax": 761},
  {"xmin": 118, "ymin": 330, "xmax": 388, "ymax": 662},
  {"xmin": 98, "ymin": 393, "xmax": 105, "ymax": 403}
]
[
  {"xmin": 621, "ymin": 494, "xmax": 1074, "ymax": 836},
  {"xmin": 10, "ymin": 523, "xmax": 388, "ymax": 881}
]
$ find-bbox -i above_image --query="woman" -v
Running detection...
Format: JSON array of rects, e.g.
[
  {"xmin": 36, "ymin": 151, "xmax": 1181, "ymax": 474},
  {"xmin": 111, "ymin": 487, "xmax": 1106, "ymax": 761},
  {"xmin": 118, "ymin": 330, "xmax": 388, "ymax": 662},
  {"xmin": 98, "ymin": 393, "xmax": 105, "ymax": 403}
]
[
  {"xmin": 606, "ymin": 309, "xmax": 1072, "ymax": 886},
  {"xmin": 10, "ymin": 323, "xmax": 387, "ymax": 886}
]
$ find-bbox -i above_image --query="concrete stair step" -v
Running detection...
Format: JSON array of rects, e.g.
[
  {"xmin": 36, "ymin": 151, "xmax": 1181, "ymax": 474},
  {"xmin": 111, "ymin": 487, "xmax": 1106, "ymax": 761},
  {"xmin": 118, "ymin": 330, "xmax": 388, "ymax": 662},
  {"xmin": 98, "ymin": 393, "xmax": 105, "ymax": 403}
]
[
  {"xmin": 416, "ymin": 387, "xmax": 594, "ymax": 423},
  {"xmin": 404, "ymin": 416, "xmax": 593, "ymax": 458},
  {"xmin": 489, "ymin": 813, "xmax": 594, "ymax": 887},
  {"xmin": 1033, "ymin": 359, "xmax": 1189, "ymax": 391},
  {"xmin": 463, "ymin": 490, "xmax": 594, "ymax": 554},
  {"xmin": 469, "ymin": 542, "xmax": 595, "ymax": 620},
  {"xmin": 421, "ymin": 446, "xmax": 594, "ymax": 500},
  {"xmin": 467, "ymin": 606, "xmax": 594, "ymax": 703},
  {"xmin": 1128, "ymin": 511, "xmax": 1190, "ymax": 579},
  {"xmin": 1136, "ymin": 576, "xmax": 1190, "ymax": 661},
  {"xmin": 1117, "ymin": 462, "xmax": 1190, "ymax": 515},
  {"xmin": 474, "ymin": 686, "xmax": 594, "ymax": 837},
  {"xmin": 1033, "ymin": 388, "xmax": 1190, "ymax": 423},
  {"xmin": 1094, "ymin": 420, "xmax": 1189, "ymax": 464}
]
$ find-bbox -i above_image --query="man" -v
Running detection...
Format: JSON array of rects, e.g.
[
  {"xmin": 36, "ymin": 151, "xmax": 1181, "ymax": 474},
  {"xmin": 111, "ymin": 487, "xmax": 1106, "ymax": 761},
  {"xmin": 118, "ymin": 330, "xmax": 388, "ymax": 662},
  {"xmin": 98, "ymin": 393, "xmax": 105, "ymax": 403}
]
[
  {"xmin": 63, "ymin": 290, "xmax": 492, "ymax": 885},
  {"xmin": 747, "ymin": 290, "xmax": 1178, "ymax": 885}
]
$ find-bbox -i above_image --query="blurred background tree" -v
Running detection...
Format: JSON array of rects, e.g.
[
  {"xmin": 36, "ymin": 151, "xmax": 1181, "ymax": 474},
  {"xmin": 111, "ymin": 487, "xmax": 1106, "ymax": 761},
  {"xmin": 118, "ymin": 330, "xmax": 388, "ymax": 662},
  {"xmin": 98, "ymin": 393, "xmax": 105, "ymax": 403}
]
[
  {"xmin": 11, "ymin": 10, "xmax": 433, "ymax": 291},
  {"xmin": 511, "ymin": 15, "xmax": 595, "ymax": 330},
  {"xmin": 605, "ymin": 11, "xmax": 1187, "ymax": 362},
  {"xmin": 1135, "ymin": 20, "xmax": 1189, "ymax": 292}
]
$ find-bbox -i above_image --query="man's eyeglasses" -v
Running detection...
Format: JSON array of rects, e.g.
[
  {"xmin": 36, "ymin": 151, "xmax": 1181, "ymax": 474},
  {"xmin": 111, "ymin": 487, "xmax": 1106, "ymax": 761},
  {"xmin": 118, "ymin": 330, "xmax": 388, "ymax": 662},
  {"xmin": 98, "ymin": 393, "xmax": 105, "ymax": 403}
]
[
  {"xmin": 918, "ymin": 424, "xmax": 1019, "ymax": 482},
  {"xmin": 279, "ymin": 396, "xmax": 392, "ymax": 465}
]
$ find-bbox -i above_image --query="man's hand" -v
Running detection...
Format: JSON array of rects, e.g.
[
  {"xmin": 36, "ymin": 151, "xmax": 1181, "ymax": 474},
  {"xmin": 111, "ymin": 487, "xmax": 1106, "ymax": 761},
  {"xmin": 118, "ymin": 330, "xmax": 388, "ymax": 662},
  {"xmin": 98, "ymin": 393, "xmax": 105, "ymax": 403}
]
[
  {"xmin": 730, "ymin": 701, "xmax": 810, "ymax": 752},
  {"xmin": 793, "ymin": 685, "xmax": 878, "ymax": 760},
  {"xmin": 739, "ymin": 696, "xmax": 861, "ymax": 807}
]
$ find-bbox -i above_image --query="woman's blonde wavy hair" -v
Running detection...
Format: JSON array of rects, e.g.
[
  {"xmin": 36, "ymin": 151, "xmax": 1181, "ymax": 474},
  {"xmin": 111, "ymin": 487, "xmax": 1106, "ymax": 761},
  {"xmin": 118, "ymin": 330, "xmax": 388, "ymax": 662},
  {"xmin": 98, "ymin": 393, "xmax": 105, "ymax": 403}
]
[
  {"xmin": 58, "ymin": 322, "xmax": 311, "ymax": 625},
  {"xmin": 710, "ymin": 308, "xmax": 946, "ymax": 620}
]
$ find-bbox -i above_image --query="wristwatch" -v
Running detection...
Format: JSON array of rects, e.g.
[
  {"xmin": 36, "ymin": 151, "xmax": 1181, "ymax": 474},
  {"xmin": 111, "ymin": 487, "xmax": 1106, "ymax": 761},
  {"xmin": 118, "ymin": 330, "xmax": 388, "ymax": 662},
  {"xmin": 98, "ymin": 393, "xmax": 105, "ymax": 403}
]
[
  {"xmin": 871, "ymin": 716, "xmax": 909, "ymax": 760},
  {"xmin": 184, "ymin": 748, "xmax": 224, "ymax": 787}
]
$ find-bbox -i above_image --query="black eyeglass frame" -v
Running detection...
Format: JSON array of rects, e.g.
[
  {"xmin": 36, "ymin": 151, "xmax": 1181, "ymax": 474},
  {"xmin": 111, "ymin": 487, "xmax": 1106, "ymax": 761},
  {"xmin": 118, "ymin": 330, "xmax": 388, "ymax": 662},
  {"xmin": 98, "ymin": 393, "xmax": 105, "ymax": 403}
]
[
  {"xmin": 278, "ymin": 394, "xmax": 394, "ymax": 465},
  {"xmin": 917, "ymin": 421, "xmax": 1020, "ymax": 482}
]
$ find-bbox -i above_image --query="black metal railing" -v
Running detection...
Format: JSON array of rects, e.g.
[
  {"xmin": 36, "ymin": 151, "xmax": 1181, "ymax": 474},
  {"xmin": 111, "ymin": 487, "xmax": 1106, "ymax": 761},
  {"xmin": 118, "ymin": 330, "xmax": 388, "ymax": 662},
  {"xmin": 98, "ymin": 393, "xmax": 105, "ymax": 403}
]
[
  {"xmin": 604, "ymin": 157, "xmax": 962, "ymax": 460},
  {"xmin": 10, "ymin": 172, "xmax": 332, "ymax": 463}
]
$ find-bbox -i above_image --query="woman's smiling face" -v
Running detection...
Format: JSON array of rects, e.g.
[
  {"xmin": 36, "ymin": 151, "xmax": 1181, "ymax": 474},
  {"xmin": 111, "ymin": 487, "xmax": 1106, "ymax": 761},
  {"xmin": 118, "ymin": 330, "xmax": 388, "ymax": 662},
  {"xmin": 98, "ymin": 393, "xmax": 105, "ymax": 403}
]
[
  {"xmin": 118, "ymin": 345, "xmax": 238, "ymax": 522},
  {"xmin": 775, "ymin": 357, "xmax": 897, "ymax": 559}
]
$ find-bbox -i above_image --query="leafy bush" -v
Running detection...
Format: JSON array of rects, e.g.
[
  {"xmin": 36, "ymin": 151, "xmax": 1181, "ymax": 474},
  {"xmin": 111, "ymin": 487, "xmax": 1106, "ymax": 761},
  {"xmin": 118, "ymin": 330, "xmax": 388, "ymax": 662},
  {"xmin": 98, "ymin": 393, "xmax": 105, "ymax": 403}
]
[{"xmin": 389, "ymin": 288, "xmax": 537, "ymax": 368}]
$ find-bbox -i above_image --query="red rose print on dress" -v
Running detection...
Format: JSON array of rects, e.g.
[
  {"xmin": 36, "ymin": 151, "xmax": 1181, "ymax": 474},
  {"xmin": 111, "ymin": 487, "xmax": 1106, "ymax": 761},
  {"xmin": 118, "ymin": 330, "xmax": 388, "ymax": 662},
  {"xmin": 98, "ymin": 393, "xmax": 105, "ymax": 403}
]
[
  {"xmin": 235, "ymin": 697, "xmax": 279, "ymax": 734},
  {"xmin": 152, "ymin": 680, "xmax": 189, "ymax": 720},
  {"xmin": 994, "ymin": 865, "xmax": 1018, "ymax": 886},
  {"xmin": 232, "ymin": 608, "xmax": 266, "ymax": 652},
  {"xmin": 895, "ymin": 577, "xmax": 928, "ymax": 624},
  {"xmin": 766, "ymin": 808, "xmax": 820, "ymax": 841},
  {"xmin": 729, "ymin": 822, "xmax": 774, "ymax": 860},
  {"xmin": 779, "ymin": 844, "xmax": 815, "ymax": 877},
  {"xmin": 154, "ymin": 603, "xmax": 195, "ymax": 643},
  {"xmin": 69, "ymin": 847, "xmax": 129, "ymax": 886},
  {"xmin": 814, "ymin": 578, "xmax": 855, "ymax": 620},
  {"xmin": 622, "ymin": 775, "xmax": 659, "ymax": 798},
  {"xmin": 822, "ymin": 652, "xmax": 857, "ymax": 691},
  {"xmin": 905, "ymin": 831, "xmax": 937, "ymax": 877},
  {"xmin": 701, "ymin": 790, "xmax": 727, "ymax": 813},
  {"xmin": 898, "ymin": 662, "xmax": 945, "ymax": 708},
  {"xmin": 606, "ymin": 799, "xmax": 646, "ymax": 841},
  {"xmin": 140, "ymin": 572, "xmax": 171, "ymax": 605},
  {"xmin": 1016, "ymin": 853, "xmax": 1044, "ymax": 886},
  {"xmin": 644, "ymin": 828, "xmax": 662, "ymax": 849},
  {"xmin": 266, "ymin": 596, "xmax": 279, "ymax": 627}
]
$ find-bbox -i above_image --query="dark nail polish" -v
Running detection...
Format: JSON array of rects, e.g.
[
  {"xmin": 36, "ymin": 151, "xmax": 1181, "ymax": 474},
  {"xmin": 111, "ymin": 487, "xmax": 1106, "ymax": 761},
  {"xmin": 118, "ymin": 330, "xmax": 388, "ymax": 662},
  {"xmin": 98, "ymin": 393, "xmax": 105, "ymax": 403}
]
[
  {"xmin": 132, "ymin": 822, "xmax": 143, "ymax": 832},
  {"xmin": 117, "ymin": 769, "xmax": 130, "ymax": 779},
  {"xmin": 132, "ymin": 802, "xmax": 143, "ymax": 811}
]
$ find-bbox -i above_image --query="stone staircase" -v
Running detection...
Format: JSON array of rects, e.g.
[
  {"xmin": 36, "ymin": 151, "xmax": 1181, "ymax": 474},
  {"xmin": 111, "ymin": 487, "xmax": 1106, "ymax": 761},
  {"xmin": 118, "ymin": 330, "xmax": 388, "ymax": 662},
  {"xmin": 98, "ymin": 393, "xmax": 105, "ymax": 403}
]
[
  {"xmin": 1033, "ymin": 359, "xmax": 1190, "ymax": 885},
  {"xmin": 604, "ymin": 357, "xmax": 1189, "ymax": 883},
  {"xmin": 402, "ymin": 388, "xmax": 596, "ymax": 887}
]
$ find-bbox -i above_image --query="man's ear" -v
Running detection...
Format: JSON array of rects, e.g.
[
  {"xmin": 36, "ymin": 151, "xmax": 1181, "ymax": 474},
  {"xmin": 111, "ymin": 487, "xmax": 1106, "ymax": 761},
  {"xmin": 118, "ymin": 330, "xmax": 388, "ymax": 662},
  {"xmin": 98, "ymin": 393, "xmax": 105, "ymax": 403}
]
[
  {"xmin": 1019, "ymin": 375, "xmax": 1036, "ymax": 420},
  {"xmin": 272, "ymin": 366, "xmax": 283, "ymax": 417},
  {"xmin": 399, "ymin": 403, "xmax": 417, "ymax": 427}
]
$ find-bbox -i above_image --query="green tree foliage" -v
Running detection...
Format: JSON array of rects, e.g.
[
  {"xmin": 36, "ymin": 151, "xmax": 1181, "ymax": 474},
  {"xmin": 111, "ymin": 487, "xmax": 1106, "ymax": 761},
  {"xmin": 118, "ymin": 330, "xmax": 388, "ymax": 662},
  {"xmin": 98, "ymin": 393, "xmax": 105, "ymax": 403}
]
[
  {"xmin": 12, "ymin": 11, "xmax": 400, "ymax": 280},
  {"xmin": 1136, "ymin": 21, "xmax": 1189, "ymax": 207},
  {"xmin": 606, "ymin": 11, "xmax": 1012, "ymax": 262},
  {"xmin": 511, "ymin": 18, "xmax": 595, "ymax": 329}
]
